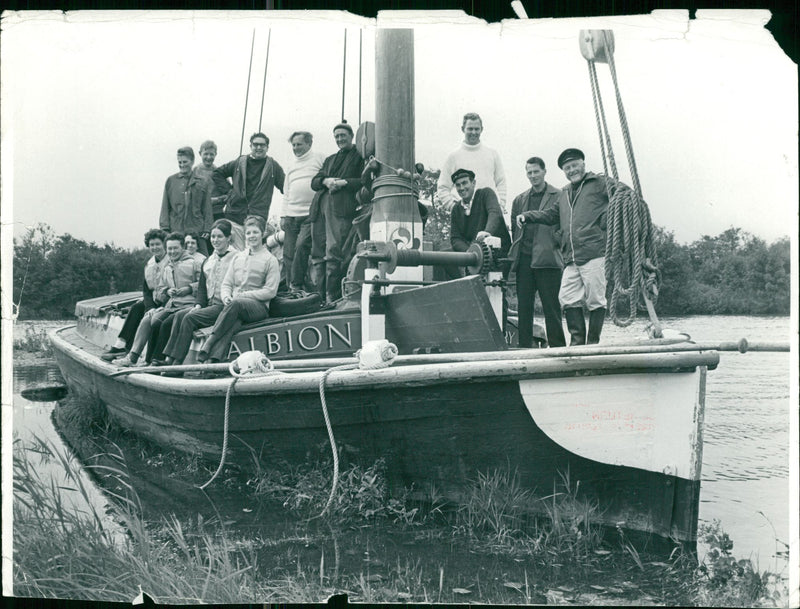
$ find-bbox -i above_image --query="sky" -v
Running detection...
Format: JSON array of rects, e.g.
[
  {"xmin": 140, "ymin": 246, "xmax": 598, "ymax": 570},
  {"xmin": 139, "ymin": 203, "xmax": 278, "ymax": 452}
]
[{"xmin": 1, "ymin": 9, "xmax": 797, "ymax": 252}]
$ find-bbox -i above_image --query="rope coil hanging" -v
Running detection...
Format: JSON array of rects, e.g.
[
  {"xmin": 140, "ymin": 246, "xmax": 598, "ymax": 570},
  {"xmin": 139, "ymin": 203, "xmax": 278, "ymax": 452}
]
[{"xmin": 582, "ymin": 30, "xmax": 661, "ymax": 335}]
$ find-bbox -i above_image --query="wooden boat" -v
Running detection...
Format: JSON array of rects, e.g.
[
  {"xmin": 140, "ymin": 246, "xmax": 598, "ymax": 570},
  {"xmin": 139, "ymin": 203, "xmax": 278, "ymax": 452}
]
[{"xmin": 50, "ymin": 28, "xmax": 725, "ymax": 547}]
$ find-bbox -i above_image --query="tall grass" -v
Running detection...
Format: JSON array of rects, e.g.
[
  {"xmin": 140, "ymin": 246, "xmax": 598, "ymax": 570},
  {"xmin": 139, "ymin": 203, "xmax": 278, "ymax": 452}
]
[
  {"xmin": 452, "ymin": 466, "xmax": 603, "ymax": 561},
  {"xmin": 13, "ymin": 436, "xmax": 265, "ymax": 603},
  {"xmin": 13, "ymin": 323, "xmax": 54, "ymax": 356},
  {"xmin": 249, "ymin": 457, "xmax": 420, "ymax": 525}
]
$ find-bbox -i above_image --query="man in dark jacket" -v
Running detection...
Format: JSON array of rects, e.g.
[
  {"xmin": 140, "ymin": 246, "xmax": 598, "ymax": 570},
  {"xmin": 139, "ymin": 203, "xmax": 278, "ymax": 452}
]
[
  {"xmin": 556, "ymin": 149, "xmax": 609, "ymax": 345},
  {"xmin": 448, "ymin": 168, "xmax": 511, "ymax": 278},
  {"xmin": 212, "ymin": 132, "xmax": 285, "ymax": 250},
  {"xmin": 310, "ymin": 121, "xmax": 364, "ymax": 303},
  {"xmin": 159, "ymin": 147, "xmax": 213, "ymax": 256},
  {"xmin": 510, "ymin": 157, "xmax": 566, "ymax": 348}
]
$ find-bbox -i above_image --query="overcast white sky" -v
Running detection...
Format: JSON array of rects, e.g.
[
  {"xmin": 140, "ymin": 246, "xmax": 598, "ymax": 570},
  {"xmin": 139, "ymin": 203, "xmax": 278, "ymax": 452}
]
[{"xmin": 1, "ymin": 9, "xmax": 797, "ymax": 250}]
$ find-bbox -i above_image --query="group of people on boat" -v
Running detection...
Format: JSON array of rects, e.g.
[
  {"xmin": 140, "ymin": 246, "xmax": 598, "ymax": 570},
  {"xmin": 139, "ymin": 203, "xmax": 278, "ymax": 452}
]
[
  {"xmin": 436, "ymin": 112, "xmax": 611, "ymax": 349},
  {"xmin": 103, "ymin": 120, "xmax": 367, "ymax": 366},
  {"xmin": 103, "ymin": 109, "xmax": 612, "ymax": 366}
]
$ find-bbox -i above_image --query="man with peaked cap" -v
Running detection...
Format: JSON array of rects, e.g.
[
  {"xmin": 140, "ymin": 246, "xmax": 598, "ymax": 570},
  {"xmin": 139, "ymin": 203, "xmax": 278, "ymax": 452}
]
[
  {"xmin": 448, "ymin": 168, "xmax": 511, "ymax": 278},
  {"xmin": 517, "ymin": 148, "xmax": 610, "ymax": 345},
  {"xmin": 555, "ymin": 148, "xmax": 609, "ymax": 345},
  {"xmin": 310, "ymin": 121, "xmax": 364, "ymax": 304}
]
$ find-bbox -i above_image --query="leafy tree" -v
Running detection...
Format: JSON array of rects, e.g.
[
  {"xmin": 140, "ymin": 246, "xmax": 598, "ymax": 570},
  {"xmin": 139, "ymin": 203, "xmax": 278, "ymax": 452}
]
[{"xmin": 13, "ymin": 224, "xmax": 149, "ymax": 320}]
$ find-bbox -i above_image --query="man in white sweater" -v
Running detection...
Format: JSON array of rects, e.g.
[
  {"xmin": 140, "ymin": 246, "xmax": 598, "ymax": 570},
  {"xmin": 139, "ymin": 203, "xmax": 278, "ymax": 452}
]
[
  {"xmin": 281, "ymin": 131, "xmax": 326, "ymax": 291},
  {"xmin": 436, "ymin": 112, "xmax": 507, "ymax": 211}
]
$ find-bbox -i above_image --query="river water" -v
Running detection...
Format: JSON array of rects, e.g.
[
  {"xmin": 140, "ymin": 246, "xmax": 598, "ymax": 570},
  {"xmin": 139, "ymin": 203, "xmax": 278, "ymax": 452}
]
[{"xmin": 10, "ymin": 315, "xmax": 794, "ymax": 595}]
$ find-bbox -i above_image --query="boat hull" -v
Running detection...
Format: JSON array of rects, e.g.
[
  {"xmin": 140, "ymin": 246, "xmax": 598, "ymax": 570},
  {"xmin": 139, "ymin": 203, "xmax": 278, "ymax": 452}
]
[{"xmin": 51, "ymin": 324, "xmax": 711, "ymax": 544}]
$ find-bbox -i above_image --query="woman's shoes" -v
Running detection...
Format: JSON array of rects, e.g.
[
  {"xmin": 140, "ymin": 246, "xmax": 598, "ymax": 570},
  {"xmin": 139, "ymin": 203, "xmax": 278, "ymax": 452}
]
[
  {"xmin": 112, "ymin": 353, "xmax": 139, "ymax": 366},
  {"xmin": 101, "ymin": 347, "xmax": 127, "ymax": 362}
]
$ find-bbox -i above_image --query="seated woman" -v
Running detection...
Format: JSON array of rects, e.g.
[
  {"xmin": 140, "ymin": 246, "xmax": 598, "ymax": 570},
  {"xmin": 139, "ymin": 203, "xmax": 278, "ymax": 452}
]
[
  {"xmin": 101, "ymin": 229, "xmax": 169, "ymax": 361},
  {"xmin": 197, "ymin": 215, "xmax": 280, "ymax": 363},
  {"xmin": 184, "ymin": 232, "xmax": 207, "ymax": 266},
  {"xmin": 113, "ymin": 232, "xmax": 201, "ymax": 366},
  {"xmin": 161, "ymin": 219, "xmax": 238, "ymax": 365}
]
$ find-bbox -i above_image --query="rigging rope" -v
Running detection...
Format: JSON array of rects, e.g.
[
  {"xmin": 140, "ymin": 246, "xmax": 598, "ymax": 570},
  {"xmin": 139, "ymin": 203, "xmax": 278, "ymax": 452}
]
[
  {"xmin": 257, "ymin": 29, "xmax": 272, "ymax": 133},
  {"xmin": 358, "ymin": 28, "xmax": 363, "ymax": 125},
  {"xmin": 341, "ymin": 29, "xmax": 348, "ymax": 122},
  {"xmin": 585, "ymin": 31, "xmax": 661, "ymax": 333},
  {"xmin": 239, "ymin": 30, "xmax": 256, "ymax": 156}
]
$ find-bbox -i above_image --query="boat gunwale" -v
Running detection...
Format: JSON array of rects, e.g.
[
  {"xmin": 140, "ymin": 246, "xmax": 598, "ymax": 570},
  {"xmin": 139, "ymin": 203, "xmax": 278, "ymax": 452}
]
[{"xmin": 50, "ymin": 324, "xmax": 721, "ymax": 396}]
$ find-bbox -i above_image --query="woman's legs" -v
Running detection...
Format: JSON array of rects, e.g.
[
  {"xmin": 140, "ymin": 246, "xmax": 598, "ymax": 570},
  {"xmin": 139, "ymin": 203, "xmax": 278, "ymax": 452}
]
[
  {"xmin": 199, "ymin": 299, "xmax": 268, "ymax": 362},
  {"xmin": 164, "ymin": 304, "xmax": 223, "ymax": 364}
]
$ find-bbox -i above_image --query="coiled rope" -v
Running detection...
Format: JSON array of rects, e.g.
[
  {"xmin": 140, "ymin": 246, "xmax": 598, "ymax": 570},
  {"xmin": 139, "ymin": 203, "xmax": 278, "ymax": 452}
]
[{"xmin": 586, "ymin": 31, "xmax": 661, "ymax": 332}]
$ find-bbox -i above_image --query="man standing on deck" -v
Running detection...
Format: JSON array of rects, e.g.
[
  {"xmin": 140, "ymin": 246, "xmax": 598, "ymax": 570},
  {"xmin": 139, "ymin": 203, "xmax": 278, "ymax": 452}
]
[
  {"xmin": 448, "ymin": 168, "xmax": 510, "ymax": 278},
  {"xmin": 521, "ymin": 148, "xmax": 609, "ymax": 346},
  {"xmin": 212, "ymin": 132, "xmax": 285, "ymax": 250},
  {"xmin": 510, "ymin": 157, "xmax": 567, "ymax": 348},
  {"xmin": 310, "ymin": 121, "xmax": 364, "ymax": 304},
  {"xmin": 282, "ymin": 131, "xmax": 326, "ymax": 293},
  {"xmin": 159, "ymin": 147, "xmax": 213, "ymax": 256},
  {"xmin": 193, "ymin": 140, "xmax": 232, "ymax": 222},
  {"xmin": 437, "ymin": 112, "xmax": 507, "ymax": 211}
]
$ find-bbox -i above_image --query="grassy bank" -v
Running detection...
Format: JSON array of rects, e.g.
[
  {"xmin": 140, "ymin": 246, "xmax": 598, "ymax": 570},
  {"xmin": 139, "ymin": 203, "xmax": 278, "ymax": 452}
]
[{"xmin": 11, "ymin": 390, "xmax": 787, "ymax": 605}]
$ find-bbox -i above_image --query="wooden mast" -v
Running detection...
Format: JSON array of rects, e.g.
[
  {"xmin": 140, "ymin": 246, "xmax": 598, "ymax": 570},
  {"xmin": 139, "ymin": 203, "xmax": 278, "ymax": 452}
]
[{"xmin": 370, "ymin": 28, "xmax": 424, "ymax": 284}]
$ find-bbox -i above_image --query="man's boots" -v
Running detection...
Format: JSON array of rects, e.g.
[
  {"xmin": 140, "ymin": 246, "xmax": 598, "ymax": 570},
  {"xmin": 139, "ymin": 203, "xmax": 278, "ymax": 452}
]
[
  {"xmin": 587, "ymin": 307, "xmax": 606, "ymax": 345},
  {"xmin": 564, "ymin": 308, "xmax": 586, "ymax": 346}
]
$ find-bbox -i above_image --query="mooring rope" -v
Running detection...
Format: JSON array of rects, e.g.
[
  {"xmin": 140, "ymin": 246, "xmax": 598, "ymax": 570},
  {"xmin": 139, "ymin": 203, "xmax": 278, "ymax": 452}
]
[
  {"xmin": 197, "ymin": 352, "xmax": 277, "ymax": 490},
  {"xmin": 313, "ymin": 340, "xmax": 398, "ymax": 519}
]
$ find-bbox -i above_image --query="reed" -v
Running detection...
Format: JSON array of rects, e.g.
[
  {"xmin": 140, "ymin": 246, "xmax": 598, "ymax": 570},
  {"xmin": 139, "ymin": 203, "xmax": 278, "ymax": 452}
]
[
  {"xmin": 249, "ymin": 456, "xmax": 420, "ymax": 525},
  {"xmin": 13, "ymin": 436, "xmax": 268, "ymax": 603},
  {"xmin": 13, "ymin": 322, "xmax": 54, "ymax": 356}
]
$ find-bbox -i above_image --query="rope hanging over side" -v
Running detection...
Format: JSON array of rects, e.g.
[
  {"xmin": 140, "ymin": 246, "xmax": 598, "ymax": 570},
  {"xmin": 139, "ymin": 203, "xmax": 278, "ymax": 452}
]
[
  {"xmin": 197, "ymin": 352, "xmax": 279, "ymax": 490},
  {"xmin": 604, "ymin": 179, "xmax": 660, "ymax": 327},
  {"xmin": 314, "ymin": 340, "xmax": 398, "ymax": 519},
  {"xmin": 585, "ymin": 31, "xmax": 661, "ymax": 332}
]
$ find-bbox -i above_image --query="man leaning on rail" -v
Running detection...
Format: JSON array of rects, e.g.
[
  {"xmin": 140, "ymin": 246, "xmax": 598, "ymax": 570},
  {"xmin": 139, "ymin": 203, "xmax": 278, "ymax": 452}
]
[{"xmin": 519, "ymin": 148, "xmax": 609, "ymax": 345}]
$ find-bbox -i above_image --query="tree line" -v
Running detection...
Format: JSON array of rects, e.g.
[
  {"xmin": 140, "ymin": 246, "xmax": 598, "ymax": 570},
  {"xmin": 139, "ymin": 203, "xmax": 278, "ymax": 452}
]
[{"xmin": 10, "ymin": 220, "xmax": 790, "ymax": 320}]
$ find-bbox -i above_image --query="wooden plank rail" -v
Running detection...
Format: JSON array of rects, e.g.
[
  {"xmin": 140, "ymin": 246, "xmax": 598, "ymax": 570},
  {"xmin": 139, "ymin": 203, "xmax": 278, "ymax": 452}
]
[{"xmin": 107, "ymin": 337, "xmax": 788, "ymax": 378}]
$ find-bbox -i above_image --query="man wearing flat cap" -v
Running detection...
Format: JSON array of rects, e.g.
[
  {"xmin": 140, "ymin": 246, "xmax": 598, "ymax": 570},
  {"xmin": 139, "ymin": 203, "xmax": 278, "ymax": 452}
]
[
  {"xmin": 448, "ymin": 168, "xmax": 511, "ymax": 277},
  {"xmin": 310, "ymin": 121, "xmax": 364, "ymax": 304},
  {"xmin": 520, "ymin": 148, "xmax": 610, "ymax": 345}
]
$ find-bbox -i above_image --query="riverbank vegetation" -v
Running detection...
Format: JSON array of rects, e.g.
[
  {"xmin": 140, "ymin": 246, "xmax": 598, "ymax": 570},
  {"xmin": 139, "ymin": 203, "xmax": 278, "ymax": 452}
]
[
  {"xmin": 10, "ymin": 391, "xmax": 786, "ymax": 605},
  {"xmin": 11, "ymin": 220, "xmax": 790, "ymax": 320}
]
